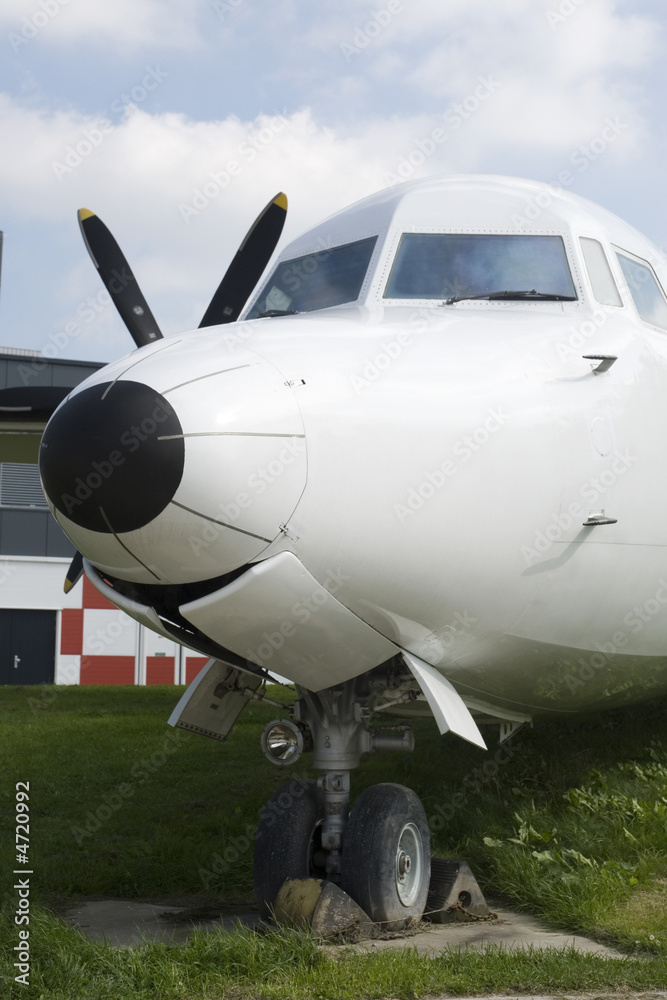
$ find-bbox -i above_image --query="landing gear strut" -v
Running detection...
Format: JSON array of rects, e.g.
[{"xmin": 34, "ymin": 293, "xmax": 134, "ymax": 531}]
[{"xmin": 254, "ymin": 668, "xmax": 431, "ymax": 927}]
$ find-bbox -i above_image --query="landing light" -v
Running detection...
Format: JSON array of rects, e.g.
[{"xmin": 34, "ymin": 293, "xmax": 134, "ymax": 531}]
[{"xmin": 261, "ymin": 719, "xmax": 304, "ymax": 766}]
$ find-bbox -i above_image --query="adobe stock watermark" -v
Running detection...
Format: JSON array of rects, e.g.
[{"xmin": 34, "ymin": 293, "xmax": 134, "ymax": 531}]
[
  {"xmin": 350, "ymin": 331, "xmax": 413, "ymax": 393},
  {"xmin": 521, "ymin": 449, "xmax": 637, "ymax": 566},
  {"xmin": 394, "ymin": 406, "xmax": 509, "ymax": 524},
  {"xmin": 84, "ymin": 611, "xmax": 131, "ymax": 656},
  {"xmin": 70, "ymin": 728, "xmax": 188, "ymax": 844},
  {"xmin": 199, "ymin": 775, "xmax": 313, "ymax": 888},
  {"xmin": 554, "ymin": 303, "xmax": 618, "ymax": 361},
  {"xmin": 340, "ymin": 2, "xmax": 403, "ymax": 63},
  {"xmin": 17, "ymin": 287, "xmax": 114, "ymax": 383},
  {"xmin": 0, "ymin": 560, "xmax": 18, "ymax": 587},
  {"xmin": 275, "ymin": 237, "xmax": 334, "ymax": 295},
  {"xmin": 198, "ymin": 823, "xmax": 257, "ymax": 890},
  {"xmin": 27, "ymin": 664, "xmax": 77, "ymax": 710},
  {"xmin": 59, "ymin": 403, "xmax": 171, "ymax": 518},
  {"xmin": 7, "ymin": 0, "xmax": 71, "ymax": 53},
  {"xmin": 109, "ymin": 65, "xmax": 168, "ymax": 119},
  {"xmin": 545, "ymin": 0, "xmax": 588, "ymax": 31},
  {"xmin": 428, "ymin": 740, "xmax": 523, "ymax": 832},
  {"xmin": 218, "ymin": 320, "xmax": 255, "ymax": 353},
  {"xmin": 511, "ymin": 118, "xmax": 629, "ymax": 228},
  {"xmin": 383, "ymin": 76, "xmax": 502, "ymax": 187},
  {"xmin": 211, "ymin": 0, "xmax": 246, "ymax": 19},
  {"xmin": 350, "ymin": 309, "xmax": 441, "ymax": 393},
  {"xmin": 429, "ymin": 609, "xmax": 478, "ymax": 655},
  {"xmin": 51, "ymin": 66, "xmax": 168, "ymax": 181},
  {"xmin": 562, "ymin": 578, "xmax": 667, "ymax": 696},
  {"xmin": 245, "ymin": 568, "xmax": 351, "ymax": 667},
  {"xmin": 220, "ymin": 234, "xmax": 334, "ymax": 331},
  {"xmin": 179, "ymin": 114, "xmax": 290, "ymax": 223},
  {"xmin": 51, "ymin": 121, "xmax": 113, "ymax": 182},
  {"xmin": 27, "ymin": 686, "xmax": 58, "ymax": 712},
  {"xmin": 188, "ymin": 437, "xmax": 306, "ymax": 557}
]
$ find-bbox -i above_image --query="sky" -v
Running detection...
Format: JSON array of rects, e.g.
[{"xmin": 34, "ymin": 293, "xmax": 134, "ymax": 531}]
[{"xmin": 0, "ymin": 0, "xmax": 666, "ymax": 362}]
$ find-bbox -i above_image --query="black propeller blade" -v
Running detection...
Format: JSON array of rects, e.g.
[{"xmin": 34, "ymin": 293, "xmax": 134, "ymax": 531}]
[
  {"xmin": 53, "ymin": 192, "xmax": 288, "ymax": 593},
  {"xmin": 0, "ymin": 385, "xmax": 71, "ymax": 420},
  {"xmin": 64, "ymin": 550, "xmax": 84, "ymax": 594},
  {"xmin": 199, "ymin": 192, "xmax": 288, "ymax": 327},
  {"xmin": 77, "ymin": 209, "xmax": 163, "ymax": 348}
]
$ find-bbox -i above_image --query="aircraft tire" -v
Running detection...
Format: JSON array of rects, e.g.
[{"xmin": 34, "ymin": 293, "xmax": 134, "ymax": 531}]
[
  {"xmin": 253, "ymin": 778, "xmax": 325, "ymax": 920},
  {"xmin": 341, "ymin": 782, "xmax": 431, "ymax": 928}
]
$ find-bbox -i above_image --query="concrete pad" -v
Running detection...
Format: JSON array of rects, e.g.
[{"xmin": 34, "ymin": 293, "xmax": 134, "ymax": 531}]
[
  {"xmin": 63, "ymin": 898, "xmax": 623, "ymax": 957},
  {"xmin": 347, "ymin": 907, "xmax": 623, "ymax": 957},
  {"xmin": 64, "ymin": 900, "xmax": 258, "ymax": 947}
]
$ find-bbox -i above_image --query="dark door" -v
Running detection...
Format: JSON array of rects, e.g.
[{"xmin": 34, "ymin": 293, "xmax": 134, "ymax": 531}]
[{"xmin": 0, "ymin": 610, "xmax": 55, "ymax": 685}]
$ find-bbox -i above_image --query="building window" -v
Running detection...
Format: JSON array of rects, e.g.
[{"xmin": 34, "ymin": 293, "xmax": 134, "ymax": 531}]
[
  {"xmin": 0, "ymin": 462, "xmax": 74, "ymax": 557},
  {"xmin": 0, "ymin": 463, "xmax": 49, "ymax": 510}
]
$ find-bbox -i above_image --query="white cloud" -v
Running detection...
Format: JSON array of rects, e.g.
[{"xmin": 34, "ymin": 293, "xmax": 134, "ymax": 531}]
[
  {"xmin": 0, "ymin": 0, "xmax": 663, "ymax": 356},
  {"xmin": 268, "ymin": 0, "xmax": 657, "ymax": 165},
  {"xmin": 1, "ymin": 0, "xmax": 204, "ymax": 50},
  {"xmin": 0, "ymin": 97, "xmax": 424, "ymax": 343},
  {"xmin": 0, "ymin": 73, "xmax": 652, "ymax": 322}
]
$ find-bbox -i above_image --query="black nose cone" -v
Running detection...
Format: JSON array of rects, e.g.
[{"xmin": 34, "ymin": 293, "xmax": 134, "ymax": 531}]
[{"xmin": 39, "ymin": 380, "xmax": 185, "ymax": 534}]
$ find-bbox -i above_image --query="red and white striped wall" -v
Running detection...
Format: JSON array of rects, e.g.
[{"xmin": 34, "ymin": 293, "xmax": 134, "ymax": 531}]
[
  {"xmin": 1, "ymin": 555, "xmax": 209, "ymax": 685},
  {"xmin": 57, "ymin": 575, "xmax": 208, "ymax": 685}
]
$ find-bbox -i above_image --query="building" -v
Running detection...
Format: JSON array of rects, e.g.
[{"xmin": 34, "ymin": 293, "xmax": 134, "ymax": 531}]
[{"xmin": 0, "ymin": 348, "xmax": 207, "ymax": 686}]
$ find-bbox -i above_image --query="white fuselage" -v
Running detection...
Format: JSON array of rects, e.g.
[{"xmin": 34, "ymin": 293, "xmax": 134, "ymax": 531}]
[{"xmin": 42, "ymin": 176, "xmax": 667, "ymax": 720}]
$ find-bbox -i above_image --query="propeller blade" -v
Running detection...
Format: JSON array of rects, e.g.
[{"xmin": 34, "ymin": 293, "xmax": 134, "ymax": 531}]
[
  {"xmin": 64, "ymin": 550, "xmax": 84, "ymax": 594},
  {"xmin": 77, "ymin": 209, "xmax": 163, "ymax": 348},
  {"xmin": 0, "ymin": 386, "xmax": 71, "ymax": 419},
  {"xmin": 199, "ymin": 192, "xmax": 288, "ymax": 328}
]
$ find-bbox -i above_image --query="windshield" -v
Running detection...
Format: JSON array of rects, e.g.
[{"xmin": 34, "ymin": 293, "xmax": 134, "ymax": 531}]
[
  {"xmin": 616, "ymin": 251, "xmax": 667, "ymax": 331},
  {"xmin": 383, "ymin": 234, "xmax": 577, "ymax": 301},
  {"xmin": 246, "ymin": 236, "xmax": 378, "ymax": 318}
]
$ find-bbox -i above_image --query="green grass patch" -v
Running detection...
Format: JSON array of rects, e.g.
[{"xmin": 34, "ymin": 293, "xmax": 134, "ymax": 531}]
[
  {"xmin": 1, "ymin": 684, "xmax": 666, "ymax": 997},
  {"xmin": 2, "ymin": 905, "xmax": 667, "ymax": 1000},
  {"xmin": 1, "ymin": 684, "xmax": 300, "ymax": 903}
]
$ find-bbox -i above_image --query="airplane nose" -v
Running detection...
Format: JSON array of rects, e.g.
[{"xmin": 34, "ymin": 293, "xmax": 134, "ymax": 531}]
[
  {"xmin": 39, "ymin": 380, "xmax": 185, "ymax": 534},
  {"xmin": 39, "ymin": 344, "xmax": 308, "ymax": 586}
]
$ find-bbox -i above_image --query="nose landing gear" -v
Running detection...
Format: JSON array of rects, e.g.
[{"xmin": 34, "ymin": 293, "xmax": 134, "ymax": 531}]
[{"xmin": 253, "ymin": 670, "xmax": 431, "ymax": 928}]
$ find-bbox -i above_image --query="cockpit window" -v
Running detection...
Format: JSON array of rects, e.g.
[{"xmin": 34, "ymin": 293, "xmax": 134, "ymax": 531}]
[
  {"xmin": 383, "ymin": 234, "xmax": 577, "ymax": 301},
  {"xmin": 580, "ymin": 238, "xmax": 622, "ymax": 306},
  {"xmin": 246, "ymin": 236, "xmax": 378, "ymax": 318},
  {"xmin": 615, "ymin": 250, "xmax": 667, "ymax": 332}
]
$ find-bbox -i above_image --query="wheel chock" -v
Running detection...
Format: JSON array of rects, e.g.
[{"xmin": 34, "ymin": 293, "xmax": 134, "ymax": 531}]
[
  {"xmin": 426, "ymin": 859, "xmax": 491, "ymax": 922},
  {"xmin": 273, "ymin": 879, "xmax": 373, "ymax": 940}
]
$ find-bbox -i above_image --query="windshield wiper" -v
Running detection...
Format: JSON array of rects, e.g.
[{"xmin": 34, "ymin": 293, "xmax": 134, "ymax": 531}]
[
  {"xmin": 256, "ymin": 308, "xmax": 299, "ymax": 318},
  {"xmin": 443, "ymin": 290, "xmax": 577, "ymax": 305}
]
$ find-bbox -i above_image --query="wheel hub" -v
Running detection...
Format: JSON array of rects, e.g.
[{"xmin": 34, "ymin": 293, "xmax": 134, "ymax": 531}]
[{"xmin": 395, "ymin": 822, "xmax": 424, "ymax": 907}]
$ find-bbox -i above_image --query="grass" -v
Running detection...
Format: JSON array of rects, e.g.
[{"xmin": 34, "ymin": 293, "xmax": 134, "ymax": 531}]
[
  {"xmin": 3, "ymin": 908, "xmax": 667, "ymax": 1000},
  {"xmin": 1, "ymin": 684, "xmax": 666, "ymax": 997},
  {"xmin": 1, "ymin": 683, "xmax": 305, "ymax": 902}
]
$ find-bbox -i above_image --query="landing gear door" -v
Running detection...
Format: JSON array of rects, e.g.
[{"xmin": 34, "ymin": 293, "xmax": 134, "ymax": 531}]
[
  {"xmin": 168, "ymin": 659, "xmax": 264, "ymax": 741},
  {"xmin": 402, "ymin": 651, "xmax": 486, "ymax": 749}
]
